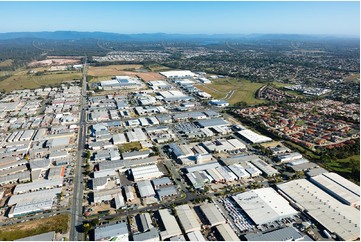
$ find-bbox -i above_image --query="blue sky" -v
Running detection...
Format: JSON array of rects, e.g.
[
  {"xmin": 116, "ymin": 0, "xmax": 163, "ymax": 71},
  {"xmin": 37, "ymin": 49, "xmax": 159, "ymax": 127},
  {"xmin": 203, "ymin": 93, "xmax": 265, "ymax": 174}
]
[{"xmin": 0, "ymin": 1, "xmax": 359, "ymax": 36}]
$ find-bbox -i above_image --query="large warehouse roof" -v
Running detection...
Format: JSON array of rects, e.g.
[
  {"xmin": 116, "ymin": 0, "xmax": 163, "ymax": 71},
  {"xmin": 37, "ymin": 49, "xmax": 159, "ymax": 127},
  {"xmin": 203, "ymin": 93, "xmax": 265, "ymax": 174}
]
[
  {"xmin": 244, "ymin": 226, "xmax": 311, "ymax": 241},
  {"xmin": 215, "ymin": 223, "xmax": 239, "ymax": 241},
  {"xmin": 159, "ymin": 209, "xmax": 183, "ymax": 240},
  {"xmin": 232, "ymin": 187, "xmax": 298, "ymax": 225},
  {"xmin": 137, "ymin": 180, "xmax": 156, "ymax": 198},
  {"xmin": 237, "ymin": 129, "xmax": 272, "ymax": 143},
  {"xmin": 310, "ymin": 173, "xmax": 360, "ymax": 207},
  {"xmin": 159, "ymin": 70, "xmax": 197, "ymax": 78},
  {"xmin": 277, "ymin": 179, "xmax": 360, "ymax": 241},
  {"xmin": 95, "ymin": 222, "xmax": 128, "ymax": 241},
  {"xmin": 199, "ymin": 203, "xmax": 226, "ymax": 227},
  {"xmin": 196, "ymin": 118, "xmax": 228, "ymax": 128},
  {"xmin": 175, "ymin": 204, "xmax": 201, "ymax": 233}
]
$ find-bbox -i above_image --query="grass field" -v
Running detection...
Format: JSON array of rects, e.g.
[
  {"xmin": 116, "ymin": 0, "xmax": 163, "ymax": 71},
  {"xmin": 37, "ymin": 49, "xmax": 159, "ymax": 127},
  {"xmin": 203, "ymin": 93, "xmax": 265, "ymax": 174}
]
[
  {"xmin": 146, "ymin": 64, "xmax": 172, "ymax": 72},
  {"xmin": 326, "ymin": 155, "xmax": 360, "ymax": 173},
  {"xmin": 0, "ymin": 59, "xmax": 13, "ymax": 67},
  {"xmin": 88, "ymin": 64, "xmax": 144, "ymax": 76},
  {"xmin": 195, "ymin": 78, "xmax": 265, "ymax": 105},
  {"xmin": 0, "ymin": 69, "xmax": 82, "ymax": 92},
  {"xmin": 119, "ymin": 142, "xmax": 142, "ymax": 153},
  {"xmin": 0, "ymin": 214, "xmax": 69, "ymax": 241}
]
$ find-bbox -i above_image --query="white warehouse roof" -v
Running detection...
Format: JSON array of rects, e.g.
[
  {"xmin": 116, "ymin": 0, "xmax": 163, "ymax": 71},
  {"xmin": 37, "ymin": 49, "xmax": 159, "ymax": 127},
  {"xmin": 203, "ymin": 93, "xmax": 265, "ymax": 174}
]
[
  {"xmin": 159, "ymin": 209, "xmax": 183, "ymax": 240},
  {"xmin": 232, "ymin": 187, "xmax": 298, "ymax": 225},
  {"xmin": 160, "ymin": 70, "xmax": 197, "ymax": 78},
  {"xmin": 277, "ymin": 179, "xmax": 360, "ymax": 241},
  {"xmin": 175, "ymin": 204, "xmax": 201, "ymax": 233},
  {"xmin": 237, "ymin": 129, "xmax": 272, "ymax": 144}
]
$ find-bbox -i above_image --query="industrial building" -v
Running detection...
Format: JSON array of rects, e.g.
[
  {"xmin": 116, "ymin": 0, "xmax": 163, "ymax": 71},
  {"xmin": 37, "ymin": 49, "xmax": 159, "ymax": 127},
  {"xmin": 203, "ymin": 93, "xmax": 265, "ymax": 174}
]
[
  {"xmin": 160, "ymin": 70, "xmax": 197, "ymax": 79},
  {"xmin": 13, "ymin": 178, "xmax": 63, "ymax": 194},
  {"xmin": 244, "ymin": 226, "xmax": 311, "ymax": 241},
  {"xmin": 131, "ymin": 165, "xmax": 163, "ymax": 181},
  {"xmin": 214, "ymin": 223, "xmax": 240, "ymax": 241},
  {"xmin": 186, "ymin": 230, "xmax": 206, "ymax": 241},
  {"xmin": 199, "ymin": 203, "xmax": 226, "ymax": 227},
  {"xmin": 94, "ymin": 222, "xmax": 129, "ymax": 241},
  {"xmin": 156, "ymin": 186, "xmax": 178, "ymax": 201},
  {"xmin": 277, "ymin": 179, "xmax": 360, "ymax": 241},
  {"xmin": 137, "ymin": 180, "xmax": 156, "ymax": 198},
  {"xmin": 132, "ymin": 228, "xmax": 159, "ymax": 241},
  {"xmin": 158, "ymin": 209, "xmax": 183, "ymax": 240},
  {"xmin": 175, "ymin": 204, "xmax": 201, "ymax": 233},
  {"xmin": 310, "ymin": 172, "xmax": 360, "ymax": 207},
  {"xmin": 196, "ymin": 118, "xmax": 228, "ymax": 128},
  {"xmin": 232, "ymin": 188, "xmax": 298, "ymax": 225},
  {"xmin": 276, "ymin": 152, "xmax": 303, "ymax": 163},
  {"xmin": 136, "ymin": 213, "xmax": 154, "ymax": 232},
  {"xmin": 250, "ymin": 159, "xmax": 279, "ymax": 177},
  {"xmin": 237, "ymin": 129, "xmax": 272, "ymax": 144},
  {"xmin": 202, "ymin": 138, "xmax": 246, "ymax": 153},
  {"xmin": 100, "ymin": 76, "xmax": 142, "ymax": 90},
  {"xmin": 15, "ymin": 231, "xmax": 56, "ymax": 241}
]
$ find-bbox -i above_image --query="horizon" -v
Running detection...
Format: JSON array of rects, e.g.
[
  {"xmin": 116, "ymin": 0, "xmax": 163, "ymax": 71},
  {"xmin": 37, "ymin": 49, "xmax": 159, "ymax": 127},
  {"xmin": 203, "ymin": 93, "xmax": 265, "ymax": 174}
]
[{"xmin": 0, "ymin": 1, "xmax": 359, "ymax": 36}]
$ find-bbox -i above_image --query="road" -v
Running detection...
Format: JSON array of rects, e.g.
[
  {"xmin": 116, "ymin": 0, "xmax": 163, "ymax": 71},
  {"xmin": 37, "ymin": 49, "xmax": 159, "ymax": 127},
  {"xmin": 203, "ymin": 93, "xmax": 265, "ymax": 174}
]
[{"xmin": 70, "ymin": 60, "xmax": 88, "ymax": 241}]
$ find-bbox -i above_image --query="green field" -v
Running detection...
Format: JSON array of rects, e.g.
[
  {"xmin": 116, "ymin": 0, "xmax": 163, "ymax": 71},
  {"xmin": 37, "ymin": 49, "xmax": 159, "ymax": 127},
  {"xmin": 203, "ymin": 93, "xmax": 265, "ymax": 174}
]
[
  {"xmin": 0, "ymin": 214, "xmax": 69, "ymax": 241},
  {"xmin": 0, "ymin": 69, "xmax": 82, "ymax": 92},
  {"xmin": 195, "ymin": 78, "xmax": 266, "ymax": 105},
  {"xmin": 119, "ymin": 141, "xmax": 142, "ymax": 153}
]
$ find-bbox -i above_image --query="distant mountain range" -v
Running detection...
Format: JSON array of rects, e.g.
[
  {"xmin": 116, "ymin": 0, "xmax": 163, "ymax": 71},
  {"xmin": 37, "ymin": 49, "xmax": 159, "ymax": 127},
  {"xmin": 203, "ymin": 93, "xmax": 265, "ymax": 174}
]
[{"xmin": 0, "ymin": 31, "xmax": 358, "ymax": 41}]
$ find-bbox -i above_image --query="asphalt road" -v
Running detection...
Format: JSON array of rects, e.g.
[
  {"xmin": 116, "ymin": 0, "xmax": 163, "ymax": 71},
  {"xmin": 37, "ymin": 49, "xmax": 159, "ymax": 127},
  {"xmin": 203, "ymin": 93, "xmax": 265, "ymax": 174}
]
[{"xmin": 70, "ymin": 61, "xmax": 87, "ymax": 241}]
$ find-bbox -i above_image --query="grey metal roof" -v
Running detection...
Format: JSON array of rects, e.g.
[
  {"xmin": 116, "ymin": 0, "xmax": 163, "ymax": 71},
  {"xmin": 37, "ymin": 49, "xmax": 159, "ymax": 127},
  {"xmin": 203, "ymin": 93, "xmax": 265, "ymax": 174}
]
[
  {"xmin": 156, "ymin": 186, "xmax": 178, "ymax": 198},
  {"xmin": 168, "ymin": 143, "xmax": 185, "ymax": 158},
  {"xmin": 152, "ymin": 177, "xmax": 172, "ymax": 187},
  {"xmin": 29, "ymin": 159, "xmax": 51, "ymax": 170},
  {"xmin": 95, "ymin": 222, "xmax": 128, "ymax": 241},
  {"xmin": 15, "ymin": 231, "xmax": 55, "ymax": 241},
  {"xmin": 244, "ymin": 226, "xmax": 311, "ymax": 241},
  {"xmin": 133, "ymin": 228, "xmax": 159, "ymax": 241},
  {"xmin": 196, "ymin": 118, "xmax": 228, "ymax": 128}
]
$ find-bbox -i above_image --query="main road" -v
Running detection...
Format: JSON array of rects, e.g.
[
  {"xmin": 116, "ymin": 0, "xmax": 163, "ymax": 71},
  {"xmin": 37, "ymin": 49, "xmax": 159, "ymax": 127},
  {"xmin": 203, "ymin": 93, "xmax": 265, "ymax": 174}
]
[{"xmin": 70, "ymin": 59, "xmax": 88, "ymax": 241}]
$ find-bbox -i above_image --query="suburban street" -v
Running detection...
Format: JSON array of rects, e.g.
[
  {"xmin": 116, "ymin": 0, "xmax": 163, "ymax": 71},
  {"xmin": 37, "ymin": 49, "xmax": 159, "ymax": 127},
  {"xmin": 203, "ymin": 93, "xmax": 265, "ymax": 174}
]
[{"xmin": 70, "ymin": 60, "xmax": 88, "ymax": 241}]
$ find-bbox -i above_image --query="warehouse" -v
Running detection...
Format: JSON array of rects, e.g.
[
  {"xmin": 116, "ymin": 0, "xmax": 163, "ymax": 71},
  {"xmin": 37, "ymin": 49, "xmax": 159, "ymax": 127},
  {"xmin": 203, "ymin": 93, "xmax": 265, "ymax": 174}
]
[
  {"xmin": 158, "ymin": 209, "xmax": 183, "ymax": 240},
  {"xmin": 137, "ymin": 180, "xmax": 156, "ymax": 198},
  {"xmin": 186, "ymin": 230, "xmax": 206, "ymax": 241},
  {"xmin": 215, "ymin": 166, "xmax": 238, "ymax": 182},
  {"xmin": 133, "ymin": 228, "xmax": 159, "ymax": 241},
  {"xmin": 232, "ymin": 188, "xmax": 298, "ymax": 225},
  {"xmin": 124, "ymin": 185, "xmax": 135, "ymax": 202},
  {"xmin": 93, "ymin": 169, "xmax": 117, "ymax": 179},
  {"xmin": 0, "ymin": 170, "xmax": 31, "ymax": 185},
  {"xmin": 175, "ymin": 204, "xmax": 201, "ymax": 233},
  {"xmin": 244, "ymin": 226, "xmax": 310, "ymax": 241},
  {"xmin": 185, "ymin": 171, "xmax": 209, "ymax": 189},
  {"xmin": 92, "ymin": 177, "xmax": 109, "ymax": 191},
  {"xmin": 131, "ymin": 164, "xmax": 163, "ymax": 181},
  {"xmin": 15, "ymin": 231, "xmax": 56, "ymax": 241},
  {"xmin": 214, "ymin": 223, "xmax": 239, "ymax": 241},
  {"xmin": 14, "ymin": 178, "xmax": 63, "ymax": 194},
  {"xmin": 10, "ymin": 200, "xmax": 54, "ymax": 218},
  {"xmin": 8, "ymin": 187, "xmax": 62, "ymax": 206},
  {"xmin": 167, "ymin": 143, "xmax": 194, "ymax": 160},
  {"xmin": 98, "ymin": 157, "xmax": 157, "ymax": 171},
  {"xmin": 310, "ymin": 172, "xmax": 360, "ymax": 207},
  {"xmin": 196, "ymin": 118, "xmax": 228, "ymax": 128},
  {"xmin": 160, "ymin": 70, "xmax": 197, "ymax": 79},
  {"xmin": 199, "ymin": 203, "xmax": 226, "ymax": 227},
  {"xmin": 122, "ymin": 150, "xmax": 151, "ymax": 160},
  {"xmin": 114, "ymin": 193, "xmax": 126, "ymax": 209},
  {"xmin": 237, "ymin": 129, "xmax": 272, "ymax": 144},
  {"xmin": 184, "ymin": 161, "xmax": 220, "ymax": 173},
  {"xmin": 202, "ymin": 139, "xmax": 246, "ymax": 153},
  {"xmin": 158, "ymin": 90, "xmax": 194, "ymax": 103},
  {"xmin": 152, "ymin": 177, "xmax": 173, "ymax": 190},
  {"xmin": 94, "ymin": 222, "xmax": 129, "ymax": 241},
  {"xmin": 112, "ymin": 133, "xmax": 127, "ymax": 145},
  {"xmin": 19, "ymin": 130, "xmax": 35, "ymax": 141},
  {"xmin": 209, "ymin": 100, "xmax": 229, "ymax": 107},
  {"xmin": 228, "ymin": 164, "xmax": 250, "ymax": 180},
  {"xmin": 136, "ymin": 213, "xmax": 154, "ymax": 232},
  {"xmin": 47, "ymin": 166, "xmax": 65, "ymax": 179},
  {"xmin": 250, "ymin": 159, "xmax": 279, "ymax": 177},
  {"xmin": 276, "ymin": 152, "xmax": 303, "ymax": 163},
  {"xmin": 156, "ymin": 186, "xmax": 178, "ymax": 201},
  {"xmin": 126, "ymin": 128, "xmax": 148, "ymax": 142},
  {"xmin": 277, "ymin": 179, "xmax": 360, "ymax": 241},
  {"xmin": 29, "ymin": 158, "xmax": 50, "ymax": 171},
  {"xmin": 100, "ymin": 76, "xmax": 141, "ymax": 90}
]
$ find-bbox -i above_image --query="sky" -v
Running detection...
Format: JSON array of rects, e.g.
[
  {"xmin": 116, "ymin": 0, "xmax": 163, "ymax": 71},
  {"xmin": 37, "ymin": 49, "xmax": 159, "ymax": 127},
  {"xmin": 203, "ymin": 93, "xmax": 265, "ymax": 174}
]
[{"xmin": 0, "ymin": 1, "xmax": 359, "ymax": 36}]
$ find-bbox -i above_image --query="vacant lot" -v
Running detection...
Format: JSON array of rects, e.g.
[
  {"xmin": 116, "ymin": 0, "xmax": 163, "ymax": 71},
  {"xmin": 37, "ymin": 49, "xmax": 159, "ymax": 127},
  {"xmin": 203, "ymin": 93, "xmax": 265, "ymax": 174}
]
[
  {"xmin": 146, "ymin": 64, "xmax": 172, "ymax": 72},
  {"xmin": 0, "ymin": 59, "xmax": 13, "ymax": 67},
  {"xmin": 344, "ymin": 73, "xmax": 360, "ymax": 83},
  {"xmin": 136, "ymin": 72, "xmax": 165, "ymax": 82},
  {"xmin": 88, "ymin": 64, "xmax": 144, "ymax": 76},
  {"xmin": 0, "ymin": 214, "xmax": 69, "ymax": 241},
  {"xmin": 195, "ymin": 78, "xmax": 265, "ymax": 105},
  {"xmin": 28, "ymin": 59, "xmax": 80, "ymax": 67},
  {"xmin": 0, "ymin": 69, "xmax": 82, "ymax": 92}
]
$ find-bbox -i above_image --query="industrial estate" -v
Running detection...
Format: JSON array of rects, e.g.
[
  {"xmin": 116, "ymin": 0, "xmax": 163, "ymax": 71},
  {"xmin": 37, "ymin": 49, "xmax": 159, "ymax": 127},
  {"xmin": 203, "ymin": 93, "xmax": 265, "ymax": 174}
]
[{"xmin": 0, "ymin": 31, "xmax": 359, "ymax": 242}]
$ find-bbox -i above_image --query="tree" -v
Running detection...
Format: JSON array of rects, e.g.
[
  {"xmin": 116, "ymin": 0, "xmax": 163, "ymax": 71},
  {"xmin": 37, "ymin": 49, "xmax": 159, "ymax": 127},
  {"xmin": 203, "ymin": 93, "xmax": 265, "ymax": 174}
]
[{"xmin": 90, "ymin": 218, "xmax": 100, "ymax": 227}]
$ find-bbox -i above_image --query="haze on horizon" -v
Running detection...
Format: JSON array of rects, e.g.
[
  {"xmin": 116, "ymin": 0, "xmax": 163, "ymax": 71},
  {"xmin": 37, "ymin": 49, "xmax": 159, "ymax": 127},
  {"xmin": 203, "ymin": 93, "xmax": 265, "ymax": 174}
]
[{"xmin": 0, "ymin": 1, "xmax": 359, "ymax": 36}]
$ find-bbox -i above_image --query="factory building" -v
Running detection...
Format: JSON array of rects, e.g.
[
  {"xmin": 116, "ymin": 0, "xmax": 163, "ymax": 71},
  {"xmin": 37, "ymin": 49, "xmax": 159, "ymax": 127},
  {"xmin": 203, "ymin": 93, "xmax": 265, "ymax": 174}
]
[
  {"xmin": 175, "ymin": 204, "xmax": 201, "ymax": 233},
  {"xmin": 232, "ymin": 188, "xmax": 298, "ymax": 225},
  {"xmin": 277, "ymin": 179, "xmax": 360, "ymax": 241},
  {"xmin": 158, "ymin": 209, "xmax": 183, "ymax": 240},
  {"xmin": 199, "ymin": 203, "xmax": 226, "ymax": 227}
]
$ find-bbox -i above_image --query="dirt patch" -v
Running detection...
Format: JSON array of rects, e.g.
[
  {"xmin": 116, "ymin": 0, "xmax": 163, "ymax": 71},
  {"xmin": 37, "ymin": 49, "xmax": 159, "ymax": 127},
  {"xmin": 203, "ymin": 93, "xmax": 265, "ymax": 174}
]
[
  {"xmin": 88, "ymin": 65, "xmax": 143, "ymax": 76},
  {"xmin": 28, "ymin": 59, "xmax": 80, "ymax": 67},
  {"xmin": 136, "ymin": 72, "xmax": 165, "ymax": 82}
]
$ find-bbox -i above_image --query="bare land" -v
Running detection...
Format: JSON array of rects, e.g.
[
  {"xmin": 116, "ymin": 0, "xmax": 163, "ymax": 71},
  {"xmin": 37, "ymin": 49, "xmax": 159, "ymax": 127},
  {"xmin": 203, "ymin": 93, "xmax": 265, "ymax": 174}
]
[
  {"xmin": 87, "ymin": 64, "xmax": 144, "ymax": 76},
  {"xmin": 0, "ymin": 59, "xmax": 13, "ymax": 67},
  {"xmin": 28, "ymin": 59, "xmax": 80, "ymax": 68},
  {"xmin": 0, "ymin": 69, "xmax": 82, "ymax": 92},
  {"xmin": 0, "ymin": 214, "xmax": 69, "ymax": 241},
  {"xmin": 136, "ymin": 72, "xmax": 165, "ymax": 82}
]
